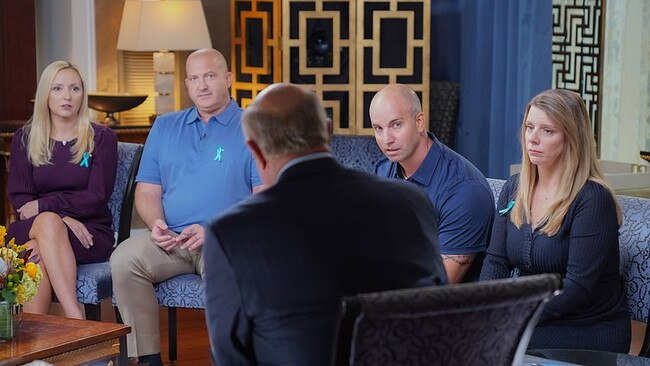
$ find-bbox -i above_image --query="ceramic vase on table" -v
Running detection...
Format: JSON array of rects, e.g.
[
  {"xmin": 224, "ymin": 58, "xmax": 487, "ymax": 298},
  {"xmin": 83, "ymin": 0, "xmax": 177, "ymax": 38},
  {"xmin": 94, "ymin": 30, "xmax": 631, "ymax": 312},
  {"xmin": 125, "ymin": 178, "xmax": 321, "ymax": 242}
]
[{"xmin": 0, "ymin": 301, "xmax": 22, "ymax": 340}]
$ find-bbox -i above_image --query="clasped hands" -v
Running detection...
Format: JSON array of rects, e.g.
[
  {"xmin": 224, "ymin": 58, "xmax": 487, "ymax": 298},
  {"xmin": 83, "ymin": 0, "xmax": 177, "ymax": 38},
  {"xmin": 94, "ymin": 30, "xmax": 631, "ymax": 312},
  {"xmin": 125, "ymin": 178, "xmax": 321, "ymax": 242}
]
[{"xmin": 151, "ymin": 219, "xmax": 204, "ymax": 251}]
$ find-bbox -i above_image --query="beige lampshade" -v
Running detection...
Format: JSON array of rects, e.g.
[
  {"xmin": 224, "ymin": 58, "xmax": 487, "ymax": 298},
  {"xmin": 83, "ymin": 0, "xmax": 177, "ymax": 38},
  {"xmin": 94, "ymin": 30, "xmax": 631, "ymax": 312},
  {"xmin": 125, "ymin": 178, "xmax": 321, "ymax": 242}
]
[{"xmin": 116, "ymin": 0, "xmax": 212, "ymax": 51}]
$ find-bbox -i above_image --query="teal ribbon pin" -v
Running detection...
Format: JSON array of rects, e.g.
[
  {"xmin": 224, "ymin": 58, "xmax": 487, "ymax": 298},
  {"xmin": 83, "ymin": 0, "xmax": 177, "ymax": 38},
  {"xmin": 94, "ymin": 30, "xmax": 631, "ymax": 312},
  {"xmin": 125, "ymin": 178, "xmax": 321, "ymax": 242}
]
[
  {"xmin": 214, "ymin": 146, "xmax": 225, "ymax": 162},
  {"xmin": 80, "ymin": 152, "xmax": 91, "ymax": 168},
  {"xmin": 498, "ymin": 200, "xmax": 515, "ymax": 216}
]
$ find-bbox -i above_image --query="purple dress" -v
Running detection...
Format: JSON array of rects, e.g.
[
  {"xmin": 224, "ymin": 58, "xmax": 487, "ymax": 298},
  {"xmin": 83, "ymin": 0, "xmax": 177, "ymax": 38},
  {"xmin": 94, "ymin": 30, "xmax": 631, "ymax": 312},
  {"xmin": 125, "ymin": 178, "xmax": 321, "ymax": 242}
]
[{"xmin": 7, "ymin": 123, "xmax": 118, "ymax": 264}]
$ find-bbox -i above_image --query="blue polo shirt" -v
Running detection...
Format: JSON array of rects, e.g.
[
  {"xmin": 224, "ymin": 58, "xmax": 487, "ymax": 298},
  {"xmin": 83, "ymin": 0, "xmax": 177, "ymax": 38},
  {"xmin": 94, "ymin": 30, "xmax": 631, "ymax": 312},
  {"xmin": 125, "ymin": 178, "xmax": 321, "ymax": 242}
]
[
  {"xmin": 137, "ymin": 99, "xmax": 261, "ymax": 232},
  {"xmin": 375, "ymin": 133, "xmax": 494, "ymax": 281}
]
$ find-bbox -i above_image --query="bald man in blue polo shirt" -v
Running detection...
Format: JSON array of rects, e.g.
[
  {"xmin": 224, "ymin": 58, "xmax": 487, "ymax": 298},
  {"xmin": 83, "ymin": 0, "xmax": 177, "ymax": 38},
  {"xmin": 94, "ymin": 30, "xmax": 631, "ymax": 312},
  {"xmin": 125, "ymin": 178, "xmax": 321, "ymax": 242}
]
[
  {"xmin": 111, "ymin": 48, "xmax": 263, "ymax": 366},
  {"xmin": 371, "ymin": 84, "xmax": 494, "ymax": 284}
]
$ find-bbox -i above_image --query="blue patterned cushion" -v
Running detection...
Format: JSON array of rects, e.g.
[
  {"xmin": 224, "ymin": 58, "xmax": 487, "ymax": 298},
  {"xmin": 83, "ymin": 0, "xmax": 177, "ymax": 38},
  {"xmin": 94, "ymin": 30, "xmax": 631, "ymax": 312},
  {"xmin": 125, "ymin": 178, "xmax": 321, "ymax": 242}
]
[
  {"xmin": 155, "ymin": 274, "xmax": 205, "ymax": 309},
  {"xmin": 76, "ymin": 262, "xmax": 112, "ymax": 304},
  {"xmin": 76, "ymin": 142, "xmax": 142, "ymax": 305},
  {"xmin": 487, "ymin": 178, "xmax": 650, "ymax": 322},
  {"xmin": 617, "ymin": 194, "xmax": 650, "ymax": 322},
  {"xmin": 108, "ymin": 142, "xmax": 142, "ymax": 232},
  {"xmin": 330, "ymin": 135, "xmax": 384, "ymax": 173},
  {"xmin": 487, "ymin": 178, "xmax": 506, "ymax": 208}
]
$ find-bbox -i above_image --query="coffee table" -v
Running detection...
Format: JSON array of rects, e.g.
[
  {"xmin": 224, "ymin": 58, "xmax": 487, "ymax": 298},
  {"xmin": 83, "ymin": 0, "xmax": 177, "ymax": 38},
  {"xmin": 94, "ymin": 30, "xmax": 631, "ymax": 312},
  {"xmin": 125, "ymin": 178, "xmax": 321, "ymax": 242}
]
[{"xmin": 0, "ymin": 313, "xmax": 130, "ymax": 366}]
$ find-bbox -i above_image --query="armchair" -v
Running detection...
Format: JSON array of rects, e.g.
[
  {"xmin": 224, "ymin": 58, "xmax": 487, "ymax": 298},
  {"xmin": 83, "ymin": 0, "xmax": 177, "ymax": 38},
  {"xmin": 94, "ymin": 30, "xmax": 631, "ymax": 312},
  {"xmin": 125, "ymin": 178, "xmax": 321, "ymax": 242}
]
[
  {"xmin": 76, "ymin": 141, "xmax": 143, "ymax": 320},
  {"xmin": 331, "ymin": 274, "xmax": 562, "ymax": 366}
]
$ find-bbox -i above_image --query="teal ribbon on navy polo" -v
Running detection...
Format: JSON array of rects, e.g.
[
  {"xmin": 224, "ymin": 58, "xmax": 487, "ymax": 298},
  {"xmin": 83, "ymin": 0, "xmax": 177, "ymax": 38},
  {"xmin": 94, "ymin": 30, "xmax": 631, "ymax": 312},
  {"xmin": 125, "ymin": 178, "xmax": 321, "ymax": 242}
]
[
  {"xmin": 499, "ymin": 200, "xmax": 515, "ymax": 216},
  {"xmin": 214, "ymin": 146, "xmax": 224, "ymax": 162},
  {"xmin": 80, "ymin": 152, "xmax": 91, "ymax": 168}
]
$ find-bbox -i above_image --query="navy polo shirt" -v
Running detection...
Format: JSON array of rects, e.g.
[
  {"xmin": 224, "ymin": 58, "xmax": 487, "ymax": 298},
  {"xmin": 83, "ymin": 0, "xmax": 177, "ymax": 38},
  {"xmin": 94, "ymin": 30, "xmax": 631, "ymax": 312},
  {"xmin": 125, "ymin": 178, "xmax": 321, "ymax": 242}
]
[
  {"xmin": 137, "ymin": 99, "xmax": 261, "ymax": 232},
  {"xmin": 375, "ymin": 133, "xmax": 494, "ymax": 280}
]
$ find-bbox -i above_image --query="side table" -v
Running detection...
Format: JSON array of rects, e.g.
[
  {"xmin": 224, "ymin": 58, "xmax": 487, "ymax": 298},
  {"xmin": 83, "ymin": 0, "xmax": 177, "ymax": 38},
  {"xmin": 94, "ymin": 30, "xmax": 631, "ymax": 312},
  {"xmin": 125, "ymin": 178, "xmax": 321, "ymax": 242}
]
[{"xmin": 0, "ymin": 313, "xmax": 130, "ymax": 366}]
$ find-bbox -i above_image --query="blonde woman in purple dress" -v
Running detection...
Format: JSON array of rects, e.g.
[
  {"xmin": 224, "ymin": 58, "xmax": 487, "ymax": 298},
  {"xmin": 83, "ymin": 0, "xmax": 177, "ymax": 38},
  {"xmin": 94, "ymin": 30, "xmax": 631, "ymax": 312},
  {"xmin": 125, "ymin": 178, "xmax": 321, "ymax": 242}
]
[{"xmin": 7, "ymin": 61, "xmax": 117, "ymax": 319}]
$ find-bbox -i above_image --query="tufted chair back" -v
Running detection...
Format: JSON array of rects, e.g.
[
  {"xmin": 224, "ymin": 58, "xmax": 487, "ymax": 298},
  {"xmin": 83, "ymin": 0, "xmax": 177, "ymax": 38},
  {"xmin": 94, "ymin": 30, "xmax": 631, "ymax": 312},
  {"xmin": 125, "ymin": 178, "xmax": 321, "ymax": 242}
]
[
  {"xmin": 332, "ymin": 274, "xmax": 562, "ymax": 366},
  {"xmin": 75, "ymin": 142, "xmax": 143, "ymax": 320},
  {"xmin": 429, "ymin": 81, "xmax": 460, "ymax": 147},
  {"xmin": 330, "ymin": 135, "xmax": 384, "ymax": 173}
]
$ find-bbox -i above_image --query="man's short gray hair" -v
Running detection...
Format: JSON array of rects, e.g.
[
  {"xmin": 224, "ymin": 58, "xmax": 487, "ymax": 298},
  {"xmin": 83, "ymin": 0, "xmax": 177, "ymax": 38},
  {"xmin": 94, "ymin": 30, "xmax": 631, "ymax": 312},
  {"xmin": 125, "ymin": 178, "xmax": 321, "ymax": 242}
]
[{"xmin": 242, "ymin": 88, "xmax": 329, "ymax": 157}]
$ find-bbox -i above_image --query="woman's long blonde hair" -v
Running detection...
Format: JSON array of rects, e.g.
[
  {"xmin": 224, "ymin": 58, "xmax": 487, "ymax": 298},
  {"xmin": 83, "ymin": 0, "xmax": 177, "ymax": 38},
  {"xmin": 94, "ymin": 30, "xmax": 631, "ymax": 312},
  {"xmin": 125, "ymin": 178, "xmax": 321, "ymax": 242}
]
[
  {"xmin": 511, "ymin": 89, "xmax": 621, "ymax": 235},
  {"xmin": 23, "ymin": 61, "xmax": 94, "ymax": 166}
]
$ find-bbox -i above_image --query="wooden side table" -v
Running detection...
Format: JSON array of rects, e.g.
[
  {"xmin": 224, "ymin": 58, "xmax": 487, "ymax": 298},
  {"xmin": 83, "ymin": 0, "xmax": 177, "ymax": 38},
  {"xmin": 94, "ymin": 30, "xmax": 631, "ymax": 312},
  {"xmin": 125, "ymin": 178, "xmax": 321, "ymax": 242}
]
[{"xmin": 0, "ymin": 313, "xmax": 130, "ymax": 366}]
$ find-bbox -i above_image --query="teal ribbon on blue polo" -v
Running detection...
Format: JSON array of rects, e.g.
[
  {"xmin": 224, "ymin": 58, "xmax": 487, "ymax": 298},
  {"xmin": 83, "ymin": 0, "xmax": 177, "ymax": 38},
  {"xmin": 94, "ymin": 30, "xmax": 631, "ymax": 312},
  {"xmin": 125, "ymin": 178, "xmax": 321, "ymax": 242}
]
[
  {"xmin": 80, "ymin": 152, "xmax": 91, "ymax": 168},
  {"xmin": 214, "ymin": 147, "xmax": 224, "ymax": 162},
  {"xmin": 498, "ymin": 200, "xmax": 515, "ymax": 216}
]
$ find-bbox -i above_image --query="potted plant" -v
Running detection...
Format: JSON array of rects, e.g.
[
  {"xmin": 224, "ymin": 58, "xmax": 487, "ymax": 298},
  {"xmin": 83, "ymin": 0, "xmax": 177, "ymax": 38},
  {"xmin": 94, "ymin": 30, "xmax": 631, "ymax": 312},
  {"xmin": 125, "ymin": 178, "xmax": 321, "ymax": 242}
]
[{"xmin": 0, "ymin": 225, "xmax": 42, "ymax": 340}]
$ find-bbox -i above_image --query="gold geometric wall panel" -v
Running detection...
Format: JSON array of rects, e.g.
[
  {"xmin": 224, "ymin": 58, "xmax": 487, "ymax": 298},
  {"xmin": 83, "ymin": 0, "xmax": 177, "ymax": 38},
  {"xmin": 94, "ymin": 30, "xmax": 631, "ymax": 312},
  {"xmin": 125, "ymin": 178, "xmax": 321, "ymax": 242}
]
[
  {"xmin": 283, "ymin": 0, "xmax": 356, "ymax": 134},
  {"xmin": 231, "ymin": 0, "xmax": 282, "ymax": 108},
  {"xmin": 233, "ymin": 0, "xmax": 429, "ymax": 135},
  {"xmin": 356, "ymin": 0, "xmax": 430, "ymax": 135}
]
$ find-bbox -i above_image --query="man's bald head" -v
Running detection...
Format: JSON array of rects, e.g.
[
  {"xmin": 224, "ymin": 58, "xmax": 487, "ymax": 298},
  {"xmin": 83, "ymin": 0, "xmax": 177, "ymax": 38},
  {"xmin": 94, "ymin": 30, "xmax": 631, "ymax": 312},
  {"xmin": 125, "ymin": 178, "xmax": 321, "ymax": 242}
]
[
  {"xmin": 242, "ymin": 83, "xmax": 329, "ymax": 157},
  {"xmin": 370, "ymin": 84, "xmax": 422, "ymax": 118},
  {"xmin": 186, "ymin": 48, "xmax": 228, "ymax": 74}
]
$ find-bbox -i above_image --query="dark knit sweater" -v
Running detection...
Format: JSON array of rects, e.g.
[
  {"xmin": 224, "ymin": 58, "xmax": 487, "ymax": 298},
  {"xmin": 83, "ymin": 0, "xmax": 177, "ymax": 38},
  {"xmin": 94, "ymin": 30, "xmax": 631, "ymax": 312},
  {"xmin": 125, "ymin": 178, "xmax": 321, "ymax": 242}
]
[{"xmin": 480, "ymin": 175, "xmax": 630, "ymax": 352}]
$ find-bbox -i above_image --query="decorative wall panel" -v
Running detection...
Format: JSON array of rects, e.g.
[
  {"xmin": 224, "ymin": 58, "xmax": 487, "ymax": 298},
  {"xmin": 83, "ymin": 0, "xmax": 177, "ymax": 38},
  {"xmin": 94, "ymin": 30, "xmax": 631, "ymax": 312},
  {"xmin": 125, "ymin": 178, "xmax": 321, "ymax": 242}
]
[
  {"xmin": 231, "ymin": 0, "xmax": 282, "ymax": 108},
  {"xmin": 552, "ymin": 0, "xmax": 604, "ymax": 143},
  {"xmin": 356, "ymin": 0, "xmax": 429, "ymax": 134},
  {"xmin": 234, "ymin": 0, "xmax": 429, "ymax": 135},
  {"xmin": 281, "ymin": 0, "xmax": 429, "ymax": 135},
  {"xmin": 283, "ymin": 0, "xmax": 356, "ymax": 134}
]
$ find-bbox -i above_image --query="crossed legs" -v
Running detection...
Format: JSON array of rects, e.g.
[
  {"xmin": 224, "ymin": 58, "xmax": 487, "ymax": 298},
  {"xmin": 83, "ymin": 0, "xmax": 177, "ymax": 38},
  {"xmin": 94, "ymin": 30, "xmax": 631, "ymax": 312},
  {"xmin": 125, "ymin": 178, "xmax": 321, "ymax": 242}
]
[{"xmin": 24, "ymin": 212, "xmax": 83, "ymax": 319}]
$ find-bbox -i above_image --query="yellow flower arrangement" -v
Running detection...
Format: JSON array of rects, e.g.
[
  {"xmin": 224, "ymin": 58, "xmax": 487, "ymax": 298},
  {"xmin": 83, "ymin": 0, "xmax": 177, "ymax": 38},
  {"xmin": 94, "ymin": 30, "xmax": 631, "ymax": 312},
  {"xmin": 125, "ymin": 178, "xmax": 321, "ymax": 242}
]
[{"xmin": 0, "ymin": 225, "xmax": 43, "ymax": 305}]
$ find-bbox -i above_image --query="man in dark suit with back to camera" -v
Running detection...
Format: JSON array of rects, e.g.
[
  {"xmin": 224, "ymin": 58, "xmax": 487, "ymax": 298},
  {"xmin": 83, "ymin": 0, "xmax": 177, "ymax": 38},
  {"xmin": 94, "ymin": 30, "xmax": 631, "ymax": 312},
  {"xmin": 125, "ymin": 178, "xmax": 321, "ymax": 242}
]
[{"xmin": 203, "ymin": 83, "xmax": 448, "ymax": 366}]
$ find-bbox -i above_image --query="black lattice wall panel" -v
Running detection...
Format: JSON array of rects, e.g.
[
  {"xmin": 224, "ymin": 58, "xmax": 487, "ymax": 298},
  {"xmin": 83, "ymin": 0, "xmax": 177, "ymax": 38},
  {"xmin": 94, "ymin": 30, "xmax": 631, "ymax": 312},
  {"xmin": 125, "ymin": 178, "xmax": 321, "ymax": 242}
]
[
  {"xmin": 231, "ymin": 0, "xmax": 282, "ymax": 108},
  {"xmin": 283, "ymin": 0, "xmax": 356, "ymax": 134},
  {"xmin": 552, "ymin": 0, "xmax": 604, "ymax": 141},
  {"xmin": 357, "ymin": 0, "xmax": 430, "ymax": 135}
]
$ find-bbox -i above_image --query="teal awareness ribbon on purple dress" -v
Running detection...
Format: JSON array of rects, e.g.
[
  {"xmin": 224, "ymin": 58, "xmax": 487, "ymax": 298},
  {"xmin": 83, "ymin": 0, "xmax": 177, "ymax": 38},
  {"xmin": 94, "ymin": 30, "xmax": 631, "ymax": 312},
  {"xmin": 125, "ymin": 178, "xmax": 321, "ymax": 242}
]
[{"xmin": 80, "ymin": 152, "xmax": 91, "ymax": 168}]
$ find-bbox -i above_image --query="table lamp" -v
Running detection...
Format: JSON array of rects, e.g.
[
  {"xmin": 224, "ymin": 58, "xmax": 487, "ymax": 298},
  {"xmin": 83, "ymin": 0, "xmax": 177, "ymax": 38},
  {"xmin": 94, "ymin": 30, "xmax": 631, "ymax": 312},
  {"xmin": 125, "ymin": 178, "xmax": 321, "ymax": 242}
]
[{"xmin": 116, "ymin": 0, "xmax": 212, "ymax": 116}]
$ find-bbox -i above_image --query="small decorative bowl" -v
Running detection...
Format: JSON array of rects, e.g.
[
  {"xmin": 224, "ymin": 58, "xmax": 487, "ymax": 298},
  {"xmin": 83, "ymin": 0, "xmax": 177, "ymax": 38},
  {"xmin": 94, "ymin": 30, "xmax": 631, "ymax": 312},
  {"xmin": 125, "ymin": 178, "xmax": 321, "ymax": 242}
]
[{"xmin": 88, "ymin": 93, "xmax": 148, "ymax": 126}]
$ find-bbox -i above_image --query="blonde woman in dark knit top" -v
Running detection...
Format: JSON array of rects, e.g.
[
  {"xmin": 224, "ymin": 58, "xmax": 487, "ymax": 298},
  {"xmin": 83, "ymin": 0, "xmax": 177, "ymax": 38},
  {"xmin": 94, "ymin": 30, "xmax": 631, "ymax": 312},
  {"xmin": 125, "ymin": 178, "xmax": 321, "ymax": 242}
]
[{"xmin": 480, "ymin": 89, "xmax": 630, "ymax": 352}]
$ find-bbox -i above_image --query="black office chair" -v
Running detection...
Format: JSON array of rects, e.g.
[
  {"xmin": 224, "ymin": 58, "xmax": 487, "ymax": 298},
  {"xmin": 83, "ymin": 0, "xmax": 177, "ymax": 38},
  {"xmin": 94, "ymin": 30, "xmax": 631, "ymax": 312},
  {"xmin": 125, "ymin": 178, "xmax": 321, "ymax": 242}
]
[{"xmin": 331, "ymin": 274, "xmax": 562, "ymax": 366}]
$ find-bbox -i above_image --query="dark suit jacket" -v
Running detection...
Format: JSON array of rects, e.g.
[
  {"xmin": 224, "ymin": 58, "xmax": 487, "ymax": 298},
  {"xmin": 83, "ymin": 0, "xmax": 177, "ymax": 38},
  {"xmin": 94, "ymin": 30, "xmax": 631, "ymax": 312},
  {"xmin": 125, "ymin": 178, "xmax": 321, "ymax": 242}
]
[{"xmin": 204, "ymin": 156, "xmax": 447, "ymax": 366}]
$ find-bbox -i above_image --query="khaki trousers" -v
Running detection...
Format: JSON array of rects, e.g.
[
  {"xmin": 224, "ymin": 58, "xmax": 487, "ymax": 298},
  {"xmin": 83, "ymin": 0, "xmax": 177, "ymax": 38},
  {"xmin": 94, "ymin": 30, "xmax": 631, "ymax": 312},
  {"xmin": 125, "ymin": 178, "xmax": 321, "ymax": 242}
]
[{"xmin": 110, "ymin": 231, "xmax": 204, "ymax": 357}]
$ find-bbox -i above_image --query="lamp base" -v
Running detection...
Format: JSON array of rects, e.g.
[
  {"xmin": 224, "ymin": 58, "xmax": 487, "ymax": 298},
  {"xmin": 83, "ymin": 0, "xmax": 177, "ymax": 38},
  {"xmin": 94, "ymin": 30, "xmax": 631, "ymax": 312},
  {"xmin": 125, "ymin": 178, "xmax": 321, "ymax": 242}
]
[
  {"xmin": 102, "ymin": 112, "xmax": 120, "ymax": 127},
  {"xmin": 154, "ymin": 51, "xmax": 175, "ymax": 115}
]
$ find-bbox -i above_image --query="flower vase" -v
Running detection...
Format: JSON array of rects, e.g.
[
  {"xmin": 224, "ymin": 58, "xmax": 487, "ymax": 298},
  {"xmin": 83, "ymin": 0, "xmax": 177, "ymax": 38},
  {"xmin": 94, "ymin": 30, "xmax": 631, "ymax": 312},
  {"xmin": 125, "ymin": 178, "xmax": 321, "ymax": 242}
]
[{"xmin": 0, "ymin": 301, "xmax": 21, "ymax": 340}]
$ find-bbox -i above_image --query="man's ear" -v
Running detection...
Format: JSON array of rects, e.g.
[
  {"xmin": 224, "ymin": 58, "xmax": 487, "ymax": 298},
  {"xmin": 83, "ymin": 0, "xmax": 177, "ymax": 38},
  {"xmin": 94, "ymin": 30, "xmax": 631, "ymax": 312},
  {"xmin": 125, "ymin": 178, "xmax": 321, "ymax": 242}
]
[
  {"xmin": 247, "ymin": 140, "xmax": 267, "ymax": 169},
  {"xmin": 416, "ymin": 112, "xmax": 427, "ymax": 133},
  {"xmin": 225, "ymin": 71, "xmax": 233, "ymax": 88}
]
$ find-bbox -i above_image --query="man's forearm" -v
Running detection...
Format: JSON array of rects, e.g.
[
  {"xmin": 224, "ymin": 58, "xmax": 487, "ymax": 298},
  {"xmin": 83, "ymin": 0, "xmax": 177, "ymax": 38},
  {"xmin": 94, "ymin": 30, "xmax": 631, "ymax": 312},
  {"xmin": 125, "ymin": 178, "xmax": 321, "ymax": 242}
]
[
  {"xmin": 134, "ymin": 184, "xmax": 166, "ymax": 230},
  {"xmin": 442, "ymin": 254, "xmax": 475, "ymax": 284}
]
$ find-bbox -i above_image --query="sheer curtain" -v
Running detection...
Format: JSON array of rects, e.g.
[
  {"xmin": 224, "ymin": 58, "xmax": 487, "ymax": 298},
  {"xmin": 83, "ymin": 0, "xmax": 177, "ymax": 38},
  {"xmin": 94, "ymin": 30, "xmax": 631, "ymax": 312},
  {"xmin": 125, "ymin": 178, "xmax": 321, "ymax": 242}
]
[
  {"xmin": 600, "ymin": 1, "xmax": 650, "ymax": 165},
  {"xmin": 451, "ymin": 0, "xmax": 552, "ymax": 179}
]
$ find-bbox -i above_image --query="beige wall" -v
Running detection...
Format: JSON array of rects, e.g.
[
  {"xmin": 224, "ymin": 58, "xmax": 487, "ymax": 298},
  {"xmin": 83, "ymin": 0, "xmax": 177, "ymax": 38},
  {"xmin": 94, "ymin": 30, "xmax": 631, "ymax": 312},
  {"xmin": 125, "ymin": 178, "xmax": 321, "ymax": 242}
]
[{"xmin": 601, "ymin": 1, "xmax": 650, "ymax": 165}]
